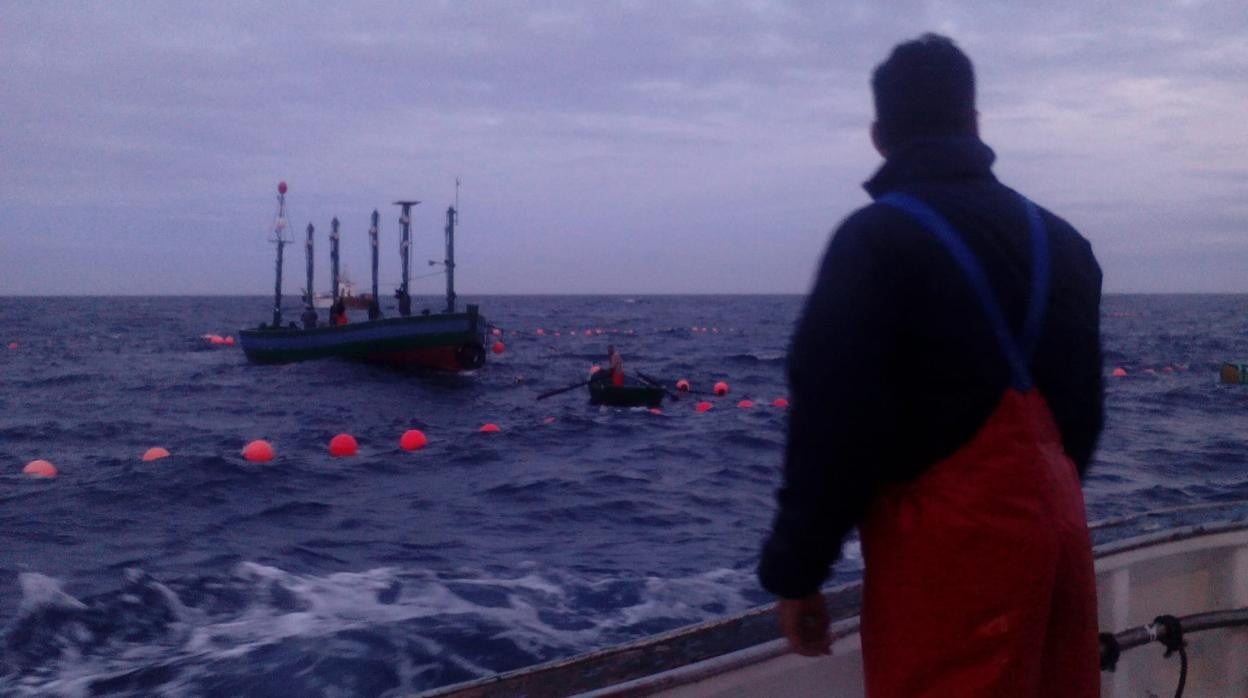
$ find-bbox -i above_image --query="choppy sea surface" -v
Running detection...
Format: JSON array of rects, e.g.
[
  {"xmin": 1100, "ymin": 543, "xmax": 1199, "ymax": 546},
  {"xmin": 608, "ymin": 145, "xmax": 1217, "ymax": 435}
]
[{"xmin": 2, "ymin": 294, "xmax": 1246, "ymax": 697}]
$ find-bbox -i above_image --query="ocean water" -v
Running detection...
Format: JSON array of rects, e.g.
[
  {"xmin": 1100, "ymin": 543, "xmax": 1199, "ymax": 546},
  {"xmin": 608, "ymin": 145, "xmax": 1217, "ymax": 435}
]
[{"xmin": 1, "ymin": 294, "xmax": 1246, "ymax": 697}]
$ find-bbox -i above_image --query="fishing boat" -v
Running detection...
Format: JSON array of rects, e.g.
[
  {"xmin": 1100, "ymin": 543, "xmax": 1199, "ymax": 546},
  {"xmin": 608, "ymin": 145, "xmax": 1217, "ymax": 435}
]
[
  {"xmin": 418, "ymin": 502, "xmax": 1248, "ymax": 697},
  {"xmin": 239, "ymin": 182, "xmax": 488, "ymax": 371},
  {"xmin": 311, "ymin": 273, "xmax": 373, "ymax": 310},
  {"xmin": 588, "ymin": 379, "xmax": 666, "ymax": 408}
]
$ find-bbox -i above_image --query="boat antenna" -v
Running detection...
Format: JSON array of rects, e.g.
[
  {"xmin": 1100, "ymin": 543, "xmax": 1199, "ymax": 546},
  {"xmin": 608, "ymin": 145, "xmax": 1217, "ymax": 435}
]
[
  {"xmin": 269, "ymin": 181, "xmax": 293, "ymax": 327},
  {"xmin": 394, "ymin": 200, "xmax": 420, "ymax": 317},
  {"xmin": 329, "ymin": 217, "xmax": 340, "ymax": 304},
  {"xmin": 368, "ymin": 210, "xmax": 381, "ymax": 320}
]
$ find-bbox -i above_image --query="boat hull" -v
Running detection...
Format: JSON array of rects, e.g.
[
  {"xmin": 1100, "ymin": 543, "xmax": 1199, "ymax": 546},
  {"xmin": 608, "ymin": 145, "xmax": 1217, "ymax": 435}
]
[
  {"xmin": 418, "ymin": 505, "xmax": 1248, "ymax": 697},
  {"xmin": 589, "ymin": 381, "xmax": 665, "ymax": 408},
  {"xmin": 239, "ymin": 306, "xmax": 487, "ymax": 371}
]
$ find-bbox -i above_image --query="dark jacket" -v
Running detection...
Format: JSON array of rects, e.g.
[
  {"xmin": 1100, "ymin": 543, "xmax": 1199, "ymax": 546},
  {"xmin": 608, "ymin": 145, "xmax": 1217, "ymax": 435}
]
[{"xmin": 758, "ymin": 136, "xmax": 1104, "ymax": 599}]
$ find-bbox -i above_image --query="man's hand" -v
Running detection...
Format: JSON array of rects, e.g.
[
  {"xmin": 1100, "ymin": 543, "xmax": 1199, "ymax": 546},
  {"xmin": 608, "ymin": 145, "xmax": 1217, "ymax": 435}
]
[{"xmin": 777, "ymin": 593, "xmax": 832, "ymax": 656}]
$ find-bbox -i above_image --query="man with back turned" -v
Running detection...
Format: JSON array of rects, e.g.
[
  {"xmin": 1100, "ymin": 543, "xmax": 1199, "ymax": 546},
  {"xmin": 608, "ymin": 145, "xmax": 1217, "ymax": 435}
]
[{"xmin": 758, "ymin": 34, "xmax": 1104, "ymax": 695}]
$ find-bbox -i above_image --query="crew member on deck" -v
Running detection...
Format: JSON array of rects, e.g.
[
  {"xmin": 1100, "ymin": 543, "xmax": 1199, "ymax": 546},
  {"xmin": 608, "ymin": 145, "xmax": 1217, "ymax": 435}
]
[
  {"xmin": 330, "ymin": 299, "xmax": 349, "ymax": 326},
  {"xmin": 607, "ymin": 344, "xmax": 625, "ymax": 386}
]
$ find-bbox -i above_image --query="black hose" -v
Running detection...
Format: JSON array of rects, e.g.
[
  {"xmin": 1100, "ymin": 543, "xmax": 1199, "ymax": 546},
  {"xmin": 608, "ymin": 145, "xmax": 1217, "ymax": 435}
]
[{"xmin": 1100, "ymin": 608, "xmax": 1248, "ymax": 697}]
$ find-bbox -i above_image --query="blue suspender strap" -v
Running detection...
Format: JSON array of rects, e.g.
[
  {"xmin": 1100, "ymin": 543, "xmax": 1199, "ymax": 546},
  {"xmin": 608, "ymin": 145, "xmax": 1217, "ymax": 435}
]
[{"xmin": 877, "ymin": 192, "xmax": 1049, "ymax": 391}]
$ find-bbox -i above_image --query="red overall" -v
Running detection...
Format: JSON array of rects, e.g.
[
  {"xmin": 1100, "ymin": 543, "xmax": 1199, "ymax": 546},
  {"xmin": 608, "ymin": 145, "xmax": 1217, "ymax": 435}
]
[{"xmin": 859, "ymin": 194, "xmax": 1100, "ymax": 697}]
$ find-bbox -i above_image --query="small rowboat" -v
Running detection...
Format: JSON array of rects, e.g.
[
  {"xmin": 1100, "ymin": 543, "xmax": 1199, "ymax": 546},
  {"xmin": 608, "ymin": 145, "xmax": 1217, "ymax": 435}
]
[
  {"xmin": 419, "ymin": 501, "xmax": 1248, "ymax": 697},
  {"xmin": 588, "ymin": 380, "xmax": 665, "ymax": 408}
]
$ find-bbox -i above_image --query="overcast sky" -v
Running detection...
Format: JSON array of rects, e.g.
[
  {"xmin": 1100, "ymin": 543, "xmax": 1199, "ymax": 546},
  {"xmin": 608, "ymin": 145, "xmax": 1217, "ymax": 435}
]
[{"xmin": 3, "ymin": 1, "xmax": 1246, "ymax": 295}]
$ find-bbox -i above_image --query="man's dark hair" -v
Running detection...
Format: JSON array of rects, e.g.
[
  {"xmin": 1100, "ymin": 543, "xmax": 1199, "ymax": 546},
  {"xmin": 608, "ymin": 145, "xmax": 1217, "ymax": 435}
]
[{"xmin": 871, "ymin": 33, "xmax": 976, "ymax": 150}]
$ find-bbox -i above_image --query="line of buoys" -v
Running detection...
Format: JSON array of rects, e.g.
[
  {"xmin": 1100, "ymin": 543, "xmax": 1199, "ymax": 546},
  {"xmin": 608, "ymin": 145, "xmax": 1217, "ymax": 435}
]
[
  {"xmin": 19, "ymin": 395, "xmax": 794, "ymax": 477},
  {"xmin": 1111, "ymin": 365, "xmax": 1189, "ymax": 378},
  {"xmin": 23, "ymin": 459, "xmax": 57, "ymax": 478},
  {"xmin": 142, "ymin": 447, "xmax": 171, "ymax": 462}
]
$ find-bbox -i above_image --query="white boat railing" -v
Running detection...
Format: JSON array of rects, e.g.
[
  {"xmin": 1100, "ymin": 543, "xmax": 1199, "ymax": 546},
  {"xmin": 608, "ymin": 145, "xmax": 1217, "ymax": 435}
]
[{"xmin": 417, "ymin": 503, "xmax": 1248, "ymax": 698}]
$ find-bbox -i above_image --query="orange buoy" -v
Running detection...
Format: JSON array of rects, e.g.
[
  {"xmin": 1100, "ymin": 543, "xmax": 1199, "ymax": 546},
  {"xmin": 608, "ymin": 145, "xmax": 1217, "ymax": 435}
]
[
  {"xmin": 649, "ymin": 407, "xmax": 662, "ymax": 415},
  {"xmin": 695, "ymin": 401, "xmax": 713, "ymax": 412},
  {"xmin": 329, "ymin": 433, "xmax": 358, "ymax": 457},
  {"xmin": 772, "ymin": 397, "xmax": 790, "ymax": 408},
  {"xmin": 584, "ymin": 329, "xmax": 594, "ymax": 337},
  {"xmin": 141, "ymin": 447, "xmax": 171, "ymax": 462},
  {"xmin": 737, "ymin": 399, "xmax": 754, "ymax": 409},
  {"xmin": 210, "ymin": 335, "xmax": 226, "ymax": 345},
  {"xmin": 675, "ymin": 379, "xmax": 691, "ymax": 392},
  {"xmin": 224, "ymin": 336, "xmax": 235, "ymax": 346},
  {"xmin": 1111, "ymin": 367, "xmax": 1128, "ymax": 377},
  {"xmin": 479, "ymin": 423, "xmax": 501, "ymax": 433},
  {"xmin": 242, "ymin": 439, "xmax": 274, "ymax": 462},
  {"xmin": 23, "ymin": 459, "xmax": 57, "ymax": 478},
  {"xmin": 491, "ymin": 327, "xmax": 502, "ymax": 336},
  {"xmin": 713, "ymin": 381, "xmax": 730, "ymax": 396},
  {"xmin": 492, "ymin": 341, "xmax": 506, "ymax": 354},
  {"xmin": 400, "ymin": 429, "xmax": 428, "ymax": 451},
  {"xmin": 536, "ymin": 328, "xmax": 545, "ymax": 336}
]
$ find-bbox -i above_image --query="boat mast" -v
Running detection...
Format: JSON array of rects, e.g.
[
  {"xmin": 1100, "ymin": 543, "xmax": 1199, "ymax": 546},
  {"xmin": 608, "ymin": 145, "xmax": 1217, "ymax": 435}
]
[
  {"xmin": 301, "ymin": 223, "xmax": 318, "ymax": 328},
  {"xmin": 270, "ymin": 181, "xmax": 292, "ymax": 327},
  {"xmin": 330, "ymin": 216, "xmax": 340, "ymax": 303},
  {"xmin": 304, "ymin": 223, "xmax": 315, "ymax": 306},
  {"xmin": 368, "ymin": 210, "xmax": 381, "ymax": 320},
  {"xmin": 394, "ymin": 200, "xmax": 420, "ymax": 317},
  {"xmin": 445, "ymin": 203, "xmax": 457, "ymax": 314}
]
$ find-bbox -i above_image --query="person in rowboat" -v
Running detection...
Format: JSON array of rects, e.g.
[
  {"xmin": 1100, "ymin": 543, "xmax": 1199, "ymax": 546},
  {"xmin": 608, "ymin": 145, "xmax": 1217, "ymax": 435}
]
[
  {"xmin": 607, "ymin": 345, "xmax": 625, "ymax": 386},
  {"xmin": 592, "ymin": 345, "xmax": 626, "ymax": 387},
  {"xmin": 758, "ymin": 34, "xmax": 1104, "ymax": 696}
]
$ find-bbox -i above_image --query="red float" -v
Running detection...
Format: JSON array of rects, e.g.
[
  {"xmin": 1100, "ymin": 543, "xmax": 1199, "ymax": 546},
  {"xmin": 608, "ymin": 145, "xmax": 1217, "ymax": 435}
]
[
  {"xmin": 142, "ymin": 447, "xmax": 171, "ymax": 462},
  {"xmin": 242, "ymin": 439, "xmax": 274, "ymax": 462},
  {"xmin": 329, "ymin": 433, "xmax": 358, "ymax": 457},
  {"xmin": 400, "ymin": 429, "xmax": 428, "ymax": 451},
  {"xmin": 23, "ymin": 459, "xmax": 57, "ymax": 478}
]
